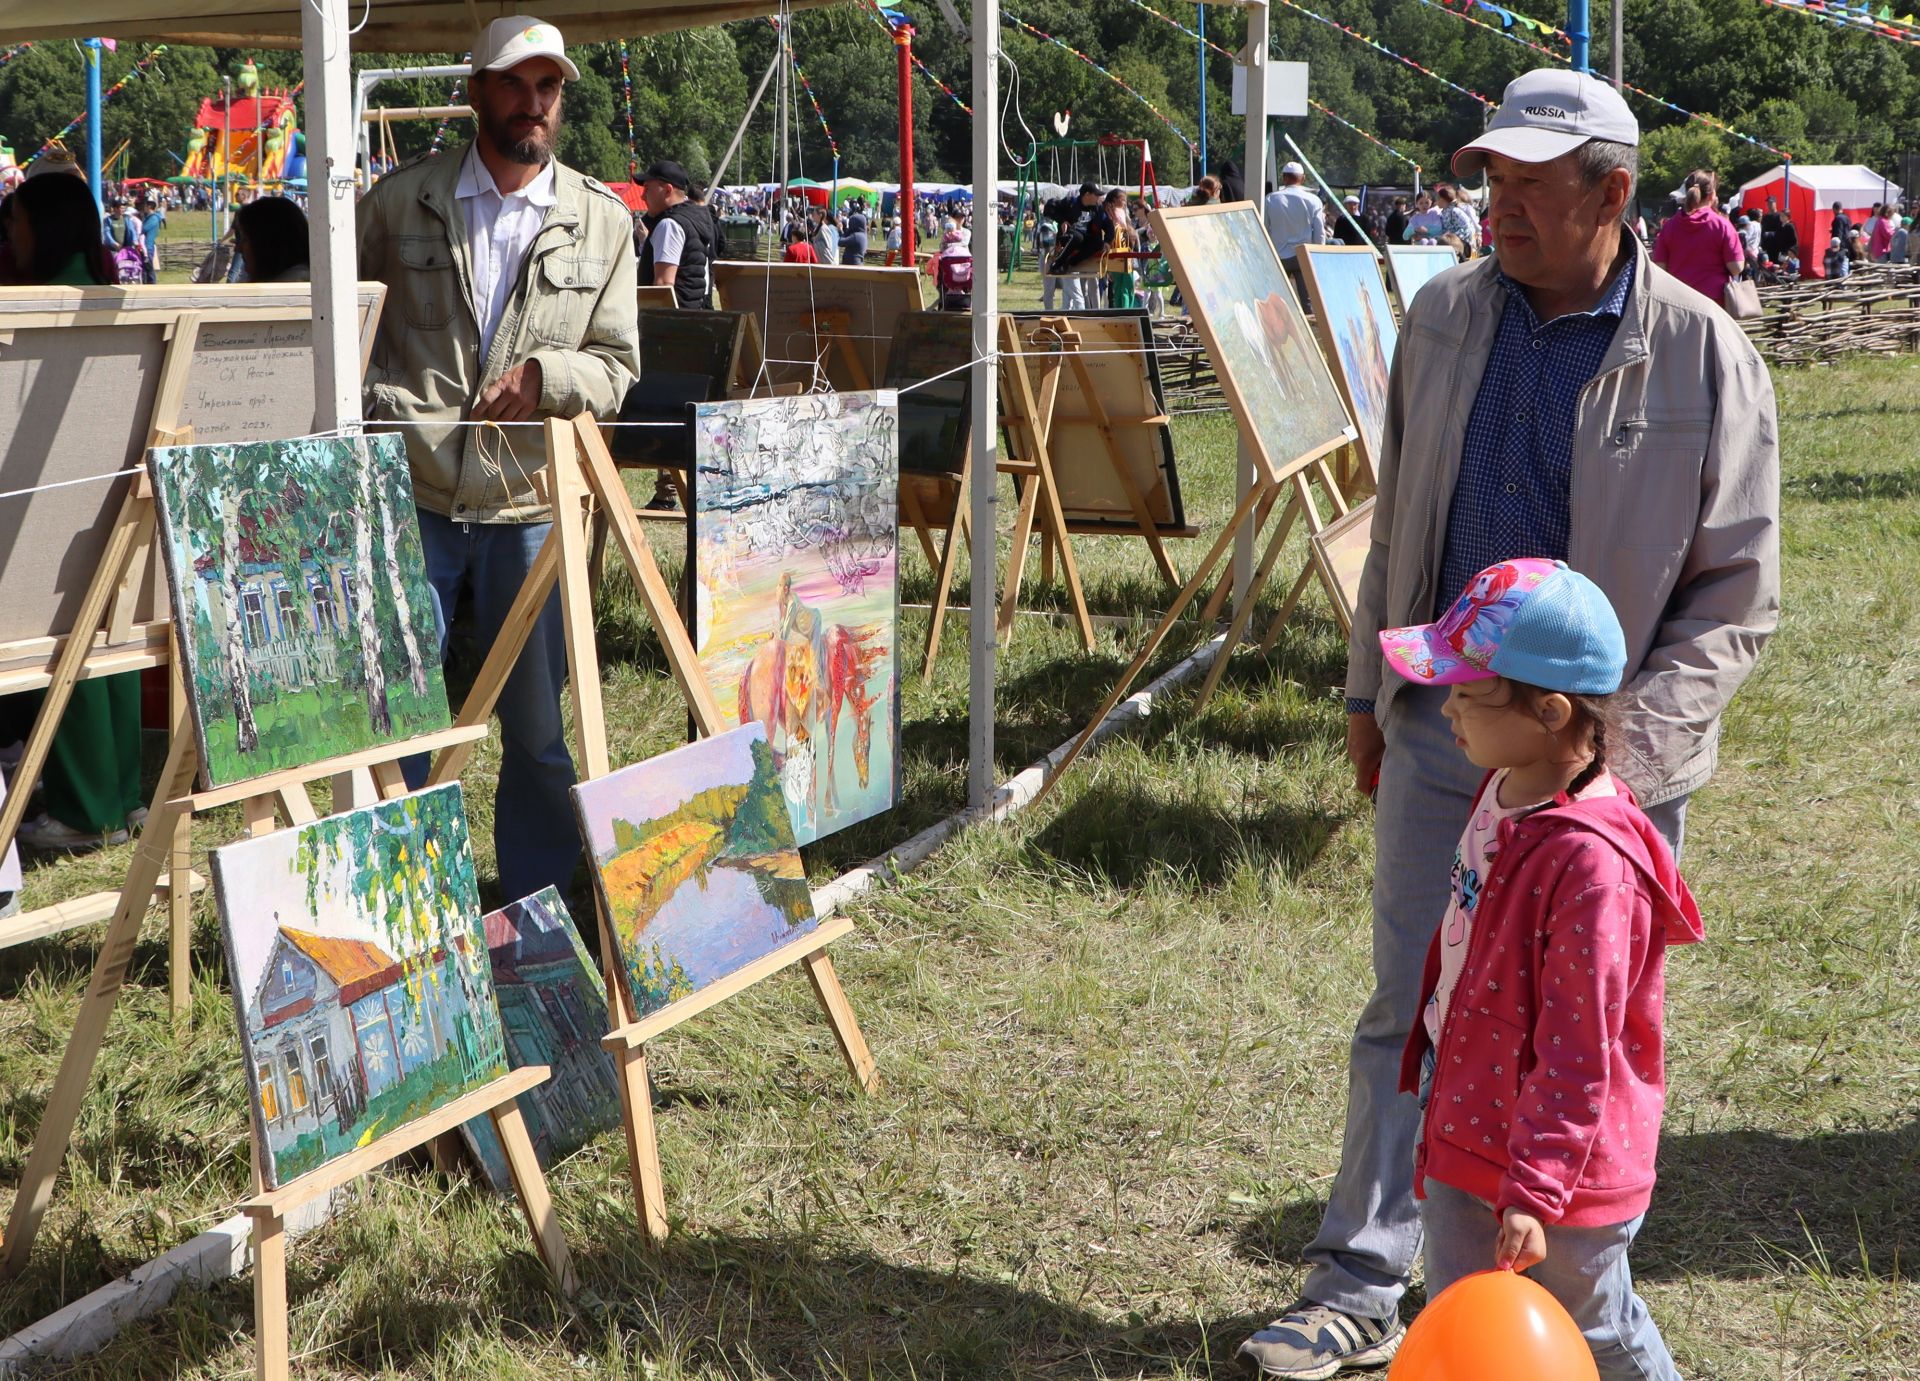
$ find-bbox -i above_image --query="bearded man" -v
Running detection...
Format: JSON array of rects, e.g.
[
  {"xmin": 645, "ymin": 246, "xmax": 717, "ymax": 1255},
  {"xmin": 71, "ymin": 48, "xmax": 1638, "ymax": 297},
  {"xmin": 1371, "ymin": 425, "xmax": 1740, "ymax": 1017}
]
[{"xmin": 361, "ymin": 16, "xmax": 639, "ymax": 903}]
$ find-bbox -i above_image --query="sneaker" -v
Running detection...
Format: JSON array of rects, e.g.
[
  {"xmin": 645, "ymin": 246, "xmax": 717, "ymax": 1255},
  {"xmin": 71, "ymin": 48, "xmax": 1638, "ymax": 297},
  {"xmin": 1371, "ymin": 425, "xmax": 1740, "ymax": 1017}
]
[
  {"xmin": 1238, "ymin": 1302, "xmax": 1404, "ymax": 1379},
  {"xmin": 127, "ymin": 806, "xmax": 149, "ymax": 832},
  {"xmin": 18, "ymin": 812, "xmax": 129, "ymax": 853}
]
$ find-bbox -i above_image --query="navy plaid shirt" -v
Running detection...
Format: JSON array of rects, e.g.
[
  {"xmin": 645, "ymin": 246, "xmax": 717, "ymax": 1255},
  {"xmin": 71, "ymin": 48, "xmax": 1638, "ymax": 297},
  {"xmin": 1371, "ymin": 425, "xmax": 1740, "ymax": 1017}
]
[{"xmin": 1348, "ymin": 258, "xmax": 1634, "ymax": 716}]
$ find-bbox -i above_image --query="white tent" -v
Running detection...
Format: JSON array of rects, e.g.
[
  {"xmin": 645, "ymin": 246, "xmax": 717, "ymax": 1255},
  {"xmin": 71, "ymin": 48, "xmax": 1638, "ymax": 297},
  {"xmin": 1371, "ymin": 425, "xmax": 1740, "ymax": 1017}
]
[{"xmin": 1737, "ymin": 163, "xmax": 1901, "ymax": 209}]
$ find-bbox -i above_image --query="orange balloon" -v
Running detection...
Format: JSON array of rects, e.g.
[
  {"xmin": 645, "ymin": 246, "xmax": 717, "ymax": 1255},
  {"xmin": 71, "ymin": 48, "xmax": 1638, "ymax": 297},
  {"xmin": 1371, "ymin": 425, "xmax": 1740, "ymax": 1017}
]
[{"xmin": 1389, "ymin": 1269, "xmax": 1599, "ymax": 1381}]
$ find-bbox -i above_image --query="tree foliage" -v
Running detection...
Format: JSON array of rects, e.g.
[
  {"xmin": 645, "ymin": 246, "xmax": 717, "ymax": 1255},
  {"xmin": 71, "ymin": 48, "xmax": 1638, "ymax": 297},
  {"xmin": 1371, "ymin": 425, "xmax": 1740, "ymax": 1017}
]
[{"xmin": 2, "ymin": 3, "xmax": 1916, "ymax": 196}]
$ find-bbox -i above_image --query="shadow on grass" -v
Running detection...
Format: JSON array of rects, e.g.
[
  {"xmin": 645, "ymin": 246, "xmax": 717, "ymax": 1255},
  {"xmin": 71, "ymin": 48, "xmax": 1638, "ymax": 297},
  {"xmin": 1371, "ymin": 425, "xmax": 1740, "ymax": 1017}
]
[
  {"xmin": 1222, "ymin": 1119, "xmax": 1918, "ymax": 1290},
  {"xmin": 1026, "ymin": 782, "xmax": 1340, "ymax": 889},
  {"xmin": 1639, "ymin": 1119, "xmax": 1919, "ymax": 1281},
  {"xmin": 1783, "ymin": 467, "xmax": 1920, "ymax": 502},
  {"xmin": 566, "ymin": 1224, "xmax": 1268, "ymax": 1379}
]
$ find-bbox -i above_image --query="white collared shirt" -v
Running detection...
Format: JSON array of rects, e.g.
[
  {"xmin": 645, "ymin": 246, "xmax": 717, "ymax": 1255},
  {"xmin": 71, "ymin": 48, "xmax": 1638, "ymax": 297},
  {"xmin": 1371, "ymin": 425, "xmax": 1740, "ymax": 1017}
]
[{"xmin": 455, "ymin": 145, "xmax": 557, "ymax": 361}]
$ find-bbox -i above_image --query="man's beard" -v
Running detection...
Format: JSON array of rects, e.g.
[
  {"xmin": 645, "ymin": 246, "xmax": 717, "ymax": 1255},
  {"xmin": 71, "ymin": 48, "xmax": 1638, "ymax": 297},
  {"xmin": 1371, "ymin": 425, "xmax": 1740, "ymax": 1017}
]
[{"xmin": 481, "ymin": 105, "xmax": 560, "ymax": 166}]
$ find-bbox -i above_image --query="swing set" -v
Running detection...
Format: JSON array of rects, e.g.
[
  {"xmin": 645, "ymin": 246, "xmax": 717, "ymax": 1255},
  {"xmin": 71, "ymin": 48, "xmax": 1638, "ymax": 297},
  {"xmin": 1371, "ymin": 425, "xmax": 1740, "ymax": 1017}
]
[{"xmin": 1008, "ymin": 133, "xmax": 1162, "ymax": 276}]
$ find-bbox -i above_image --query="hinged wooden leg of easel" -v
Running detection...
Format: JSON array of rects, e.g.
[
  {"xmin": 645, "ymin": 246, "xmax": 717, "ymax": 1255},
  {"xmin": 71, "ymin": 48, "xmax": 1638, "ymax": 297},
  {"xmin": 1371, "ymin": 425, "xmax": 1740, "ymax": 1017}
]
[
  {"xmin": 1033, "ymin": 477, "xmax": 1277, "ymax": 807},
  {"xmin": 918, "ymin": 464, "xmax": 971, "ymax": 681},
  {"xmin": 995, "ymin": 316, "xmax": 1095, "ymax": 651}
]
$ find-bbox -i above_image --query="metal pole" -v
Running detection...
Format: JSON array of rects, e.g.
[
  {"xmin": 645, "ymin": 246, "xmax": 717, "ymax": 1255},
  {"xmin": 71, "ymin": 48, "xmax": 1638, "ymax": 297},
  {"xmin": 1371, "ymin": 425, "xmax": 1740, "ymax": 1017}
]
[
  {"xmin": 710, "ymin": 46, "xmax": 783, "ymax": 195},
  {"xmin": 221, "ymin": 77, "xmax": 232, "ymax": 242},
  {"xmin": 1610, "ymin": 0, "xmax": 1623, "ymax": 90},
  {"xmin": 776, "ymin": 22, "xmax": 790, "ymax": 237},
  {"xmin": 1235, "ymin": 1, "xmax": 1269, "ymax": 609},
  {"xmin": 896, "ymin": 22, "xmax": 919, "ymax": 265},
  {"xmin": 302, "ymin": 0, "xmax": 361, "ymax": 432},
  {"xmin": 84, "ymin": 40, "xmax": 103, "ymax": 216},
  {"xmin": 1197, "ymin": 4, "xmax": 1209, "ymax": 178},
  {"xmin": 969, "ymin": 0, "xmax": 1000, "ymax": 810},
  {"xmin": 1568, "ymin": 0, "xmax": 1591, "ymax": 74}
]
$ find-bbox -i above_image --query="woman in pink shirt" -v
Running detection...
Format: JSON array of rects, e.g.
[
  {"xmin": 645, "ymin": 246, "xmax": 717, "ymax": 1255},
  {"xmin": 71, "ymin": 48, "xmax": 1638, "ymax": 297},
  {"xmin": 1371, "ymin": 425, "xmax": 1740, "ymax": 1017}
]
[{"xmin": 1651, "ymin": 168, "xmax": 1744, "ymax": 309}]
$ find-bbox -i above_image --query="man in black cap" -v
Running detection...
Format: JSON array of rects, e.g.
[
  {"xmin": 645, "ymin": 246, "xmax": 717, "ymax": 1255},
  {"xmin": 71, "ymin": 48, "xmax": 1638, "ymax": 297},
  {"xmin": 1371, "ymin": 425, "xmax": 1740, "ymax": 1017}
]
[
  {"xmin": 638, "ymin": 158, "xmax": 717, "ymax": 310},
  {"xmin": 1047, "ymin": 181, "xmax": 1112, "ymax": 309}
]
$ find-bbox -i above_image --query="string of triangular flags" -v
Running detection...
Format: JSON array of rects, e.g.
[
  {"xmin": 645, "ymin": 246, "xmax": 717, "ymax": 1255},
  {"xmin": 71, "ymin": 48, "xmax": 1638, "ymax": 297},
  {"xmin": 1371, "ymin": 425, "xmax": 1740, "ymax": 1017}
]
[
  {"xmin": 1273, "ymin": 0, "xmax": 1498, "ymax": 108},
  {"xmin": 1435, "ymin": 0, "xmax": 1573, "ymax": 43},
  {"xmin": 1111, "ymin": 0, "xmax": 1424, "ymax": 175},
  {"xmin": 864, "ymin": 2, "xmax": 973, "ymax": 115},
  {"xmin": 1755, "ymin": 0, "xmax": 1920, "ymax": 46},
  {"xmin": 1004, "ymin": 10, "xmax": 1197, "ymax": 150},
  {"xmin": 1413, "ymin": 0, "xmax": 1792, "ymax": 158}
]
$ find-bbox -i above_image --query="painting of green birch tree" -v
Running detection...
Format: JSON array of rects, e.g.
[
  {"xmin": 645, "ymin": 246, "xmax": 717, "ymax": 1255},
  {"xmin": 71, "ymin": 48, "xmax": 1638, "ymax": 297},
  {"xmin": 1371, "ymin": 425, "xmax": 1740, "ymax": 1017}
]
[
  {"xmin": 147, "ymin": 432, "xmax": 449, "ymax": 787},
  {"xmin": 210, "ymin": 782, "xmax": 508, "ymax": 1188}
]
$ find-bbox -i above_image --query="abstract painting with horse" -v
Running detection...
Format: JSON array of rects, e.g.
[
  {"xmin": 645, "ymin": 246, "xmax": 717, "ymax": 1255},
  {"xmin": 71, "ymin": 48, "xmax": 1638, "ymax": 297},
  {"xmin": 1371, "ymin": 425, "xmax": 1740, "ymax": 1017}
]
[{"xmin": 691, "ymin": 391, "xmax": 900, "ymax": 847}]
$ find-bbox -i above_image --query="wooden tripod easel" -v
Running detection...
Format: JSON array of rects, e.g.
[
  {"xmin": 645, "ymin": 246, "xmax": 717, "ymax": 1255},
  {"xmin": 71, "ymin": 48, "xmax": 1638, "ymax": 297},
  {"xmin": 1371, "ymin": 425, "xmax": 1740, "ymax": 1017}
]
[
  {"xmin": 1031, "ymin": 431, "xmax": 1355, "ymax": 806},
  {"xmin": 445, "ymin": 415, "xmax": 876, "ymax": 1242}
]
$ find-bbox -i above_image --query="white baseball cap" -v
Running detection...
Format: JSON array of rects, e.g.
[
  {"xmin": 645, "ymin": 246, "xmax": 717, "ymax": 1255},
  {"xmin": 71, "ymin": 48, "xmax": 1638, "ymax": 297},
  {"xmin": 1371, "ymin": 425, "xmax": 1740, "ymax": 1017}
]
[
  {"xmin": 1452, "ymin": 68, "xmax": 1637, "ymax": 176},
  {"xmin": 471, "ymin": 17, "xmax": 581, "ymax": 81},
  {"xmin": 1281, "ymin": 160, "xmax": 1305, "ymax": 177}
]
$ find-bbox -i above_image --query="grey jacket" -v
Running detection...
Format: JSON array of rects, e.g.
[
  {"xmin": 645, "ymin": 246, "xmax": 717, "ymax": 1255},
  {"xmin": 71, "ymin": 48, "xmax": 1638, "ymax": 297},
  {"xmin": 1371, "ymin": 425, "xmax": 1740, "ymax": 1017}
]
[
  {"xmin": 358, "ymin": 148, "xmax": 641, "ymax": 522},
  {"xmin": 1349, "ymin": 237, "xmax": 1780, "ymax": 805}
]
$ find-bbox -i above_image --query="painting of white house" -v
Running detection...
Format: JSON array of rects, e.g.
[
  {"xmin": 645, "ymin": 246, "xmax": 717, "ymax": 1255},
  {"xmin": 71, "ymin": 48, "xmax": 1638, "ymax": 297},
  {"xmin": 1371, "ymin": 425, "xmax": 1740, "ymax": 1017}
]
[{"xmin": 211, "ymin": 783, "xmax": 507, "ymax": 1188}]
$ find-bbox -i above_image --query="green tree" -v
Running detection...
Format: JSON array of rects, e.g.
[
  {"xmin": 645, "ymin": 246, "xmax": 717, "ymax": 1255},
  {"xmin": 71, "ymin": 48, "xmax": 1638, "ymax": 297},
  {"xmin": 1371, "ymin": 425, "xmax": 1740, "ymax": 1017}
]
[{"xmin": 1640, "ymin": 123, "xmax": 1735, "ymax": 203}]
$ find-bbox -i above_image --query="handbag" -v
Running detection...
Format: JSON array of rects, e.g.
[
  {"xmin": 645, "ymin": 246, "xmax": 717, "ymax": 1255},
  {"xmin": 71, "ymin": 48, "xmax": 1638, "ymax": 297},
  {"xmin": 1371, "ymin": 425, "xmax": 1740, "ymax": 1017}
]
[{"xmin": 1723, "ymin": 275, "xmax": 1763, "ymax": 320}]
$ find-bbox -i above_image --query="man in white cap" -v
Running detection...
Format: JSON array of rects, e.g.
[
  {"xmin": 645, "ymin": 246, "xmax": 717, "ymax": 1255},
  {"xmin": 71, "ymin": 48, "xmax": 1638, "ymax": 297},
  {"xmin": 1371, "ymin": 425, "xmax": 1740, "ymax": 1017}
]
[
  {"xmin": 359, "ymin": 17, "xmax": 640, "ymax": 906},
  {"xmin": 1239, "ymin": 68, "xmax": 1778, "ymax": 1379},
  {"xmin": 1263, "ymin": 160, "xmax": 1325, "ymax": 309}
]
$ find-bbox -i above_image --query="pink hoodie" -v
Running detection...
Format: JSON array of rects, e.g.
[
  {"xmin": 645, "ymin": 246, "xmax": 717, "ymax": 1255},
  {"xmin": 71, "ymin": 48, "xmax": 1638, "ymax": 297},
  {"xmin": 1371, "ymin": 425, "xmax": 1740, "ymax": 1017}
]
[{"xmin": 1400, "ymin": 774, "xmax": 1703, "ymax": 1229}]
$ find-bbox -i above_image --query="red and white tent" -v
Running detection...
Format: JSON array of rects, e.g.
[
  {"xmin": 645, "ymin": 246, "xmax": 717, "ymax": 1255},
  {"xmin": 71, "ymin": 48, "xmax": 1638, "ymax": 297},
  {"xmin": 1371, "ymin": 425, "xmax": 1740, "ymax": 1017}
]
[{"xmin": 1737, "ymin": 164, "xmax": 1902, "ymax": 278}]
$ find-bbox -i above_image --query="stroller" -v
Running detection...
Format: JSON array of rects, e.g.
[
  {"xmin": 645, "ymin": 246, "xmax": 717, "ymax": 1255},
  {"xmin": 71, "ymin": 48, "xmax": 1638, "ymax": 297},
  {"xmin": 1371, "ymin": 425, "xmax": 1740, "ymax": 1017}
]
[{"xmin": 935, "ymin": 252, "xmax": 973, "ymax": 311}]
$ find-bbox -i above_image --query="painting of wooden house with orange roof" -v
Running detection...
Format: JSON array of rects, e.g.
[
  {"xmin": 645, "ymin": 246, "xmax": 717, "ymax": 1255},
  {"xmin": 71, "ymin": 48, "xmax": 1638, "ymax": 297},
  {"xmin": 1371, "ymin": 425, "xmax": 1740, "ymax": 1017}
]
[{"xmin": 212, "ymin": 784, "xmax": 507, "ymax": 1187}]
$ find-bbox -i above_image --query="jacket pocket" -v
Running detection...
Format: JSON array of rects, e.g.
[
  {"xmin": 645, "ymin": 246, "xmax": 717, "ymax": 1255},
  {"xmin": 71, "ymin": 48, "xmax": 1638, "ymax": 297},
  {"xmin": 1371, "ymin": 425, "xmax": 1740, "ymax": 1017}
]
[
  {"xmin": 396, "ymin": 235, "xmax": 460, "ymax": 330},
  {"xmin": 1429, "ymin": 1009, "xmax": 1531, "ymax": 1159},
  {"xmin": 531, "ymin": 252, "xmax": 603, "ymax": 346},
  {"xmin": 1605, "ymin": 417, "xmax": 1711, "ymax": 550}
]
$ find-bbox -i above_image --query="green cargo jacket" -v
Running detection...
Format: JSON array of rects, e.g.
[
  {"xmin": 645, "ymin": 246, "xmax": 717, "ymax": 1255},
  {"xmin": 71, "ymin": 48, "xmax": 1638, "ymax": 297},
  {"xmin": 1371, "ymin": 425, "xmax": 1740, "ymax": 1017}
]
[
  {"xmin": 1349, "ymin": 234, "xmax": 1780, "ymax": 806},
  {"xmin": 358, "ymin": 147, "xmax": 640, "ymax": 523}
]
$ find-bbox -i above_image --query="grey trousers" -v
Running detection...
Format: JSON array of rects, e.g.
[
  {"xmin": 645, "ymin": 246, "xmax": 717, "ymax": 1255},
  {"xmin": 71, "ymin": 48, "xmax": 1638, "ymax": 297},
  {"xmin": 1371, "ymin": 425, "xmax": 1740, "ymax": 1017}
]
[
  {"xmin": 1302, "ymin": 685, "xmax": 1687, "ymax": 1320},
  {"xmin": 1423, "ymin": 1178, "xmax": 1681, "ymax": 1380}
]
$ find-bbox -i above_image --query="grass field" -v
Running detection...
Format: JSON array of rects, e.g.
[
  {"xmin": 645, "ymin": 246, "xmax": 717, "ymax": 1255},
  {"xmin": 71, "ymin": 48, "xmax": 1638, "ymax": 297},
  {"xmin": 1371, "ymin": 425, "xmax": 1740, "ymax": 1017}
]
[{"xmin": 0, "ymin": 340, "xmax": 1914, "ymax": 1379}]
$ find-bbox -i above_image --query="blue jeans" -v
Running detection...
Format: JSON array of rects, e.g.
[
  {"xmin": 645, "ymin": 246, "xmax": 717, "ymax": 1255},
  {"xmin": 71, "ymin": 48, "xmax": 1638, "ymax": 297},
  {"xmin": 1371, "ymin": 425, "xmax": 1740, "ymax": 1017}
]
[
  {"xmin": 1420, "ymin": 1178, "xmax": 1681, "ymax": 1380},
  {"xmin": 402, "ymin": 509, "xmax": 579, "ymax": 904},
  {"xmin": 1302, "ymin": 686, "xmax": 1688, "ymax": 1322}
]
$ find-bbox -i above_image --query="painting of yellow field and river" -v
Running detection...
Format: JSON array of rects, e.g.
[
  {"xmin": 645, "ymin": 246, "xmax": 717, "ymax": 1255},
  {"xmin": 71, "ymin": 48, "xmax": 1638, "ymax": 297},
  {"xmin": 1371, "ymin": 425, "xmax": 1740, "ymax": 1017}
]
[{"xmin": 571, "ymin": 724, "xmax": 818, "ymax": 1020}]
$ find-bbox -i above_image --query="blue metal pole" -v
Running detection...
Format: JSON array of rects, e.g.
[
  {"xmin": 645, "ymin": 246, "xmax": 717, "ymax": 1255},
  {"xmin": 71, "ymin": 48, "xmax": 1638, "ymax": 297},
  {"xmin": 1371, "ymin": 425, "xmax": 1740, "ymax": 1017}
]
[
  {"xmin": 1197, "ymin": 4, "xmax": 1209, "ymax": 176},
  {"xmin": 1567, "ymin": 0, "xmax": 1591, "ymax": 74},
  {"xmin": 84, "ymin": 39, "xmax": 103, "ymax": 215}
]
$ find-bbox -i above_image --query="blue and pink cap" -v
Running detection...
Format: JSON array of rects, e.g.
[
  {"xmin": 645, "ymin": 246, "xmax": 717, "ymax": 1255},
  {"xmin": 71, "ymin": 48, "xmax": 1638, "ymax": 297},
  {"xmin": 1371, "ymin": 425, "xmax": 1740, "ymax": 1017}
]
[{"xmin": 1379, "ymin": 558, "xmax": 1627, "ymax": 694}]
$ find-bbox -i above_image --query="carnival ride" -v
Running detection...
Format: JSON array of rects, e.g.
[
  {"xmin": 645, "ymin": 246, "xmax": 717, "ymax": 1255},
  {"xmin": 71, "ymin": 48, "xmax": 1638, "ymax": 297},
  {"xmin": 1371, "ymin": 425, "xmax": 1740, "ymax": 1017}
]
[{"xmin": 177, "ymin": 61, "xmax": 306, "ymax": 186}]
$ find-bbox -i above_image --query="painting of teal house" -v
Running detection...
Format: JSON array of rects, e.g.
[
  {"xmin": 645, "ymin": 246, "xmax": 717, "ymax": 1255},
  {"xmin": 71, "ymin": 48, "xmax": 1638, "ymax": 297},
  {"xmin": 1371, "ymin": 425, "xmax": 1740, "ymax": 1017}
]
[
  {"xmin": 249, "ymin": 925, "xmax": 501, "ymax": 1177},
  {"xmin": 460, "ymin": 888, "xmax": 624, "ymax": 1190}
]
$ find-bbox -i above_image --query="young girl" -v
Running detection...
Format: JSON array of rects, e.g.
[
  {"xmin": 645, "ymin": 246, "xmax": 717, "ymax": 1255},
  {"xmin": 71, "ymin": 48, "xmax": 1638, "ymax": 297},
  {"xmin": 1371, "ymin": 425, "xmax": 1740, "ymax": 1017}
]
[{"xmin": 1378, "ymin": 559, "xmax": 1702, "ymax": 1381}]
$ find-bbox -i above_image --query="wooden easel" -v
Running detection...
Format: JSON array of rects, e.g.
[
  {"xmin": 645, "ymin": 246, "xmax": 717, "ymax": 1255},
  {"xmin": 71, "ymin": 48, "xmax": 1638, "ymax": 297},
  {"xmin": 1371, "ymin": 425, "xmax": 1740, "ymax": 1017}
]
[
  {"xmin": 244, "ymin": 1061, "xmax": 572, "ymax": 1380},
  {"xmin": 0, "ymin": 675, "xmax": 495, "ymax": 1277},
  {"xmin": 0, "ymin": 454, "xmax": 201, "ymax": 1012},
  {"xmin": 443, "ymin": 415, "xmax": 876, "ymax": 1242},
  {"xmin": 810, "ymin": 307, "xmax": 872, "ymax": 390},
  {"xmin": 221, "ymin": 755, "xmax": 573, "ymax": 1379},
  {"xmin": 1033, "ymin": 426, "xmax": 1355, "ymax": 805}
]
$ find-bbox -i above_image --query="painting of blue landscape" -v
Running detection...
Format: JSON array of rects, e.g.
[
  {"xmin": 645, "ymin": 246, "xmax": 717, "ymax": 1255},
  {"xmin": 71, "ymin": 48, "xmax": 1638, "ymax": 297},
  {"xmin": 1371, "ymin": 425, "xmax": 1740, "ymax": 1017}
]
[
  {"xmin": 572, "ymin": 723, "xmax": 817, "ymax": 1023},
  {"xmin": 459, "ymin": 887, "xmax": 625, "ymax": 1191}
]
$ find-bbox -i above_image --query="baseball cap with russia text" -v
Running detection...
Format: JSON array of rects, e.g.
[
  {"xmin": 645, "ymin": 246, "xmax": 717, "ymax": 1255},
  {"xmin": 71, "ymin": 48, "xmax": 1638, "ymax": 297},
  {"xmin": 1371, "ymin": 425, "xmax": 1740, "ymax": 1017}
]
[
  {"xmin": 472, "ymin": 16, "xmax": 581, "ymax": 81},
  {"xmin": 1451, "ymin": 69, "xmax": 1636, "ymax": 177}
]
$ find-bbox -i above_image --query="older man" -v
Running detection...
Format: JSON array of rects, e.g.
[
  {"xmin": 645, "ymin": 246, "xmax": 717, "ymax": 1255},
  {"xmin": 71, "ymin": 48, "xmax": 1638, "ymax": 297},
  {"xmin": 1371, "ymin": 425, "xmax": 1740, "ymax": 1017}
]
[
  {"xmin": 1239, "ymin": 69, "xmax": 1778, "ymax": 1378},
  {"xmin": 362, "ymin": 16, "xmax": 639, "ymax": 903}
]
